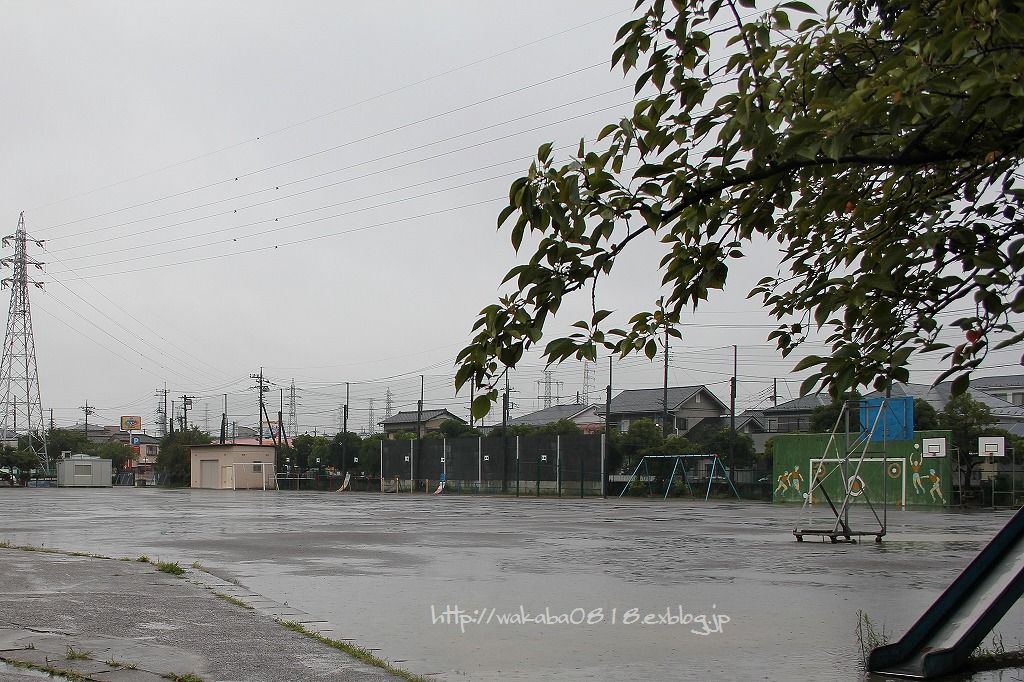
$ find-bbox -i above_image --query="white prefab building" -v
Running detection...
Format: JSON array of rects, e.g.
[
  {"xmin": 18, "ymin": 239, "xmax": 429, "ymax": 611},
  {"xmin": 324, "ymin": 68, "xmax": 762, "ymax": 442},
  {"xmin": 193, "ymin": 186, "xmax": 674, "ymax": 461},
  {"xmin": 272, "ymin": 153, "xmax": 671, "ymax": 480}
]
[
  {"xmin": 56, "ymin": 454, "xmax": 113, "ymax": 487},
  {"xmin": 190, "ymin": 444, "xmax": 278, "ymax": 490}
]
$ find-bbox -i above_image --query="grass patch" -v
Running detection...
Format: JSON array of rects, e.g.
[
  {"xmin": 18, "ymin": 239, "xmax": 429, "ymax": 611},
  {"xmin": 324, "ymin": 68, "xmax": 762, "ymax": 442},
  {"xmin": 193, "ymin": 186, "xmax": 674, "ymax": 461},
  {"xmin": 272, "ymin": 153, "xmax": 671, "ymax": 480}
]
[
  {"xmin": 66, "ymin": 645, "xmax": 93, "ymax": 660},
  {"xmin": 213, "ymin": 592, "xmax": 252, "ymax": 609},
  {"xmin": 137, "ymin": 555, "xmax": 150, "ymax": 563},
  {"xmin": 277, "ymin": 620, "xmax": 428, "ymax": 682},
  {"xmin": 191, "ymin": 560, "xmax": 203, "ymax": 569},
  {"xmin": 155, "ymin": 560, "xmax": 185, "ymax": 576},
  {"xmin": 106, "ymin": 658, "xmax": 139, "ymax": 669},
  {"xmin": 1, "ymin": 658, "xmax": 91, "ymax": 681}
]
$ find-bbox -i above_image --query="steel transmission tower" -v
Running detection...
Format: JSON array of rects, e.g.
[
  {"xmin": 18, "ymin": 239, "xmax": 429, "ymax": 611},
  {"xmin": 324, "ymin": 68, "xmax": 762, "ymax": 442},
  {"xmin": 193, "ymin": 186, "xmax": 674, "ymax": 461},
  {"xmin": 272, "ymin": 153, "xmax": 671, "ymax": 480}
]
[{"xmin": 0, "ymin": 213, "xmax": 48, "ymax": 468}]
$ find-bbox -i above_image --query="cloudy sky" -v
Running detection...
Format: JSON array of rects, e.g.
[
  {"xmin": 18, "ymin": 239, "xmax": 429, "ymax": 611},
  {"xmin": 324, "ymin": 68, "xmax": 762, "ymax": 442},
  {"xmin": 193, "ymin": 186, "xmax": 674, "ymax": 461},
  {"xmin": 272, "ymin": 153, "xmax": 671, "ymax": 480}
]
[{"xmin": 1, "ymin": 2, "xmax": 1016, "ymax": 437}]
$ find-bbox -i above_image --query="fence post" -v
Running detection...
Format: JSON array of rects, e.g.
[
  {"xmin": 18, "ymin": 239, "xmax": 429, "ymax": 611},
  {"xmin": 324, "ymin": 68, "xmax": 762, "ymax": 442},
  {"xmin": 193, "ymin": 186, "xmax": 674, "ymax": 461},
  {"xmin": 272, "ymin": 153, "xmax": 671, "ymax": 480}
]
[
  {"xmin": 409, "ymin": 439, "xmax": 414, "ymax": 488},
  {"xmin": 379, "ymin": 439, "xmax": 384, "ymax": 493},
  {"xmin": 516, "ymin": 436, "xmax": 520, "ymax": 497},
  {"xmin": 478, "ymin": 437, "xmax": 482, "ymax": 494},
  {"xmin": 536, "ymin": 456, "xmax": 541, "ymax": 498},
  {"xmin": 600, "ymin": 433, "xmax": 606, "ymax": 498},
  {"xmin": 557, "ymin": 435, "xmax": 561, "ymax": 497}
]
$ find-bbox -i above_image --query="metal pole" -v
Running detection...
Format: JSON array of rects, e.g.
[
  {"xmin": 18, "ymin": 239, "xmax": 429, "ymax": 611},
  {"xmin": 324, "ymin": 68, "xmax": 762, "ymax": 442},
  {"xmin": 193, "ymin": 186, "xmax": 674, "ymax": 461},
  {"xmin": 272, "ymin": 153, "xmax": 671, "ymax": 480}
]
[
  {"xmin": 478, "ymin": 437, "xmax": 482, "ymax": 493},
  {"xmin": 601, "ymin": 433, "xmax": 606, "ymax": 498},
  {"xmin": 557, "ymin": 435, "xmax": 561, "ymax": 497}
]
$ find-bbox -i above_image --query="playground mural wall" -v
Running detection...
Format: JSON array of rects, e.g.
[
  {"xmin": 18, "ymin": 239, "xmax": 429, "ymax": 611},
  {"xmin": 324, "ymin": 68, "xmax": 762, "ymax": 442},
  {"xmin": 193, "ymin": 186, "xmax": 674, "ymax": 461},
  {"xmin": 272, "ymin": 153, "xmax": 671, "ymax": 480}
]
[{"xmin": 771, "ymin": 429, "xmax": 953, "ymax": 507}]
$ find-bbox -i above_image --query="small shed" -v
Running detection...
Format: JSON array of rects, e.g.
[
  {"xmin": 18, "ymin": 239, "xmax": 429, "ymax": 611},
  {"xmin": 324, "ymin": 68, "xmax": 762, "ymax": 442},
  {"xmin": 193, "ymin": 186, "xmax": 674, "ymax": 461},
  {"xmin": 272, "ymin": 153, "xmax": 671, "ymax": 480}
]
[
  {"xmin": 56, "ymin": 454, "xmax": 113, "ymax": 487},
  {"xmin": 190, "ymin": 444, "xmax": 278, "ymax": 489}
]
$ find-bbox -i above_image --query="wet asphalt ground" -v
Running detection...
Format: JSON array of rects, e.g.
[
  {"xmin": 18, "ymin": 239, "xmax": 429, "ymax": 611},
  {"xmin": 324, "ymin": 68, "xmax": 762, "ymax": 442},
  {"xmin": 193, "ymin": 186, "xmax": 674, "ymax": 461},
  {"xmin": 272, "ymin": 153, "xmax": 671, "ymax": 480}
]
[{"xmin": 0, "ymin": 487, "xmax": 1022, "ymax": 681}]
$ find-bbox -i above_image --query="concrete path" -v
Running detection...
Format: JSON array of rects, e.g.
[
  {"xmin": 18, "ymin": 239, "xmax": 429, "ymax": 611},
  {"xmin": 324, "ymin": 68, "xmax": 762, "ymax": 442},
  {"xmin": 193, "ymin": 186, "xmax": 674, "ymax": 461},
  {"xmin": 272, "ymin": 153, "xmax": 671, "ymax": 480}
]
[{"xmin": 0, "ymin": 547, "xmax": 404, "ymax": 682}]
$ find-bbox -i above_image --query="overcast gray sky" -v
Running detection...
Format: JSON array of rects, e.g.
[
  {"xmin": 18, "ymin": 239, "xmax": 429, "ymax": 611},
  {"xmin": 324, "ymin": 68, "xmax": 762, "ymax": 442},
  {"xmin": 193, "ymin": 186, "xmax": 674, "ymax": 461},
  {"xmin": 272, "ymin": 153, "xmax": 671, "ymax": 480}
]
[{"xmin": 1, "ymin": 2, "xmax": 1016, "ymax": 436}]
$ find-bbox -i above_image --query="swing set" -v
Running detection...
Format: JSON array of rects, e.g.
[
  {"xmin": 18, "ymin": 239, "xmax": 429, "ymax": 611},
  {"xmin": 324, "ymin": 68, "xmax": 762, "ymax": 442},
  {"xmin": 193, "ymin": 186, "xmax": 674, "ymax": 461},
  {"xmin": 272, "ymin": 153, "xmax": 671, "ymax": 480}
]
[{"xmin": 618, "ymin": 454, "xmax": 741, "ymax": 501}]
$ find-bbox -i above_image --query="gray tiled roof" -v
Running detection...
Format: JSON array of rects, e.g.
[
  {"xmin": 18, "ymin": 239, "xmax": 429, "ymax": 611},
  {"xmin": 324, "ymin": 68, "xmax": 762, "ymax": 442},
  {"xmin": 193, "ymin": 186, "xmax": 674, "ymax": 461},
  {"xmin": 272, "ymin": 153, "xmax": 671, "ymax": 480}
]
[
  {"xmin": 510, "ymin": 403, "xmax": 597, "ymax": 427},
  {"xmin": 607, "ymin": 386, "xmax": 727, "ymax": 414},
  {"xmin": 380, "ymin": 409, "xmax": 464, "ymax": 425},
  {"xmin": 763, "ymin": 394, "xmax": 832, "ymax": 414},
  {"xmin": 864, "ymin": 383, "xmax": 1024, "ymax": 420},
  {"xmin": 972, "ymin": 375, "xmax": 1024, "ymax": 390}
]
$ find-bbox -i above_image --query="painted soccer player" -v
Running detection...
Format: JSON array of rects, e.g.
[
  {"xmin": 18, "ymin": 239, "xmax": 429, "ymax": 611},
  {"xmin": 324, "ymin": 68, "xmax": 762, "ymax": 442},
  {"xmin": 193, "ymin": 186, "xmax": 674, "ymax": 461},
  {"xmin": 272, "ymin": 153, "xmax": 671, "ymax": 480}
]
[
  {"xmin": 775, "ymin": 470, "xmax": 790, "ymax": 496},
  {"xmin": 788, "ymin": 465, "xmax": 804, "ymax": 494},
  {"xmin": 928, "ymin": 469, "xmax": 945, "ymax": 503}
]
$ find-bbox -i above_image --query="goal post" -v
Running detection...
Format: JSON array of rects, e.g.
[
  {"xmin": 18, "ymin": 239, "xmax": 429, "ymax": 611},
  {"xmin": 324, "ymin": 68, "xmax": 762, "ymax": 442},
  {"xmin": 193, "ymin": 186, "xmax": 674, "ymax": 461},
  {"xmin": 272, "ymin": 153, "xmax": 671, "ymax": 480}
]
[{"xmin": 229, "ymin": 461, "xmax": 277, "ymax": 490}]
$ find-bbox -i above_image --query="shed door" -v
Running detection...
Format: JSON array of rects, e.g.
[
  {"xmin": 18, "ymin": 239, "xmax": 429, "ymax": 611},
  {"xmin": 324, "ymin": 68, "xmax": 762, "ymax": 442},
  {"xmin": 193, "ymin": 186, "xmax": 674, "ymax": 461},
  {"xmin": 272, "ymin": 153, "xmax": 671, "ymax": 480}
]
[{"xmin": 199, "ymin": 459, "xmax": 220, "ymax": 488}]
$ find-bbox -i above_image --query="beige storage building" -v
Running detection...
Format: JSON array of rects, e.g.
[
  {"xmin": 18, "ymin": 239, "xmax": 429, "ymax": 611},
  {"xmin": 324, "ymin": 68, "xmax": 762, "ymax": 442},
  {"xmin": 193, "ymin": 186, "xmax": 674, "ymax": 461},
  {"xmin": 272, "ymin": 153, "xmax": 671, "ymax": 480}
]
[{"xmin": 190, "ymin": 444, "xmax": 278, "ymax": 489}]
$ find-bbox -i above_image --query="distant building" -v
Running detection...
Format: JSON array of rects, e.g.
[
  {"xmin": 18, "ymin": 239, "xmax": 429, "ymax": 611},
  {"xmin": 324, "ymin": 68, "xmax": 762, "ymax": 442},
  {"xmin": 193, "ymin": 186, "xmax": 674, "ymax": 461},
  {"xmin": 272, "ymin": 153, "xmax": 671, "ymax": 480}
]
[
  {"xmin": 973, "ymin": 375, "xmax": 1024, "ymax": 406},
  {"xmin": 380, "ymin": 409, "xmax": 466, "ymax": 437},
  {"xmin": 601, "ymin": 386, "xmax": 727, "ymax": 436},
  {"xmin": 510, "ymin": 403, "xmax": 604, "ymax": 433},
  {"xmin": 190, "ymin": 443, "xmax": 278, "ymax": 489},
  {"xmin": 761, "ymin": 380, "xmax": 1024, "ymax": 434},
  {"xmin": 761, "ymin": 395, "xmax": 832, "ymax": 433}
]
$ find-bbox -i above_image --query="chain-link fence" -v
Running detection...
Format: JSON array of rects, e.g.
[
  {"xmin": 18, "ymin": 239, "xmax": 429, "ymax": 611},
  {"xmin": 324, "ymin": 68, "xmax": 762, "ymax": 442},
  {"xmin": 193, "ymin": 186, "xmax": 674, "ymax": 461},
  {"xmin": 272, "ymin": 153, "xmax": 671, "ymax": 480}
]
[{"xmin": 379, "ymin": 434, "xmax": 606, "ymax": 495}]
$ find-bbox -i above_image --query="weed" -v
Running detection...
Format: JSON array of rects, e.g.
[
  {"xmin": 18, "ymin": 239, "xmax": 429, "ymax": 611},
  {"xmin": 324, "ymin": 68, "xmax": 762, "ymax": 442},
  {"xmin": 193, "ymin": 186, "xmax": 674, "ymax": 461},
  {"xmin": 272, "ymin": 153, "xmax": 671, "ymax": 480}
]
[
  {"xmin": 213, "ymin": 592, "xmax": 252, "ymax": 609},
  {"xmin": 191, "ymin": 561, "xmax": 202, "ymax": 569},
  {"xmin": 106, "ymin": 658, "xmax": 139, "ymax": 669},
  {"xmin": 137, "ymin": 555, "xmax": 150, "ymax": 563},
  {"xmin": 3, "ymin": 659, "xmax": 90, "ymax": 681},
  {"xmin": 161, "ymin": 674, "xmax": 205, "ymax": 682},
  {"xmin": 156, "ymin": 561, "xmax": 184, "ymax": 576},
  {"xmin": 66, "ymin": 645, "xmax": 93, "ymax": 660},
  {"xmin": 277, "ymin": 620, "xmax": 429, "ymax": 682},
  {"xmin": 855, "ymin": 610, "xmax": 888, "ymax": 668},
  {"xmin": 0, "ymin": 540, "xmax": 10, "ymax": 548}
]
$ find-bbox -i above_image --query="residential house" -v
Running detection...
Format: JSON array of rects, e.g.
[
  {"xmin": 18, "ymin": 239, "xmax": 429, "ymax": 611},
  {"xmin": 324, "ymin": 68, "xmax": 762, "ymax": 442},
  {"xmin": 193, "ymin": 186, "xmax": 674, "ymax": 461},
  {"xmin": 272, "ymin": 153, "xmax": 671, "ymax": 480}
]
[
  {"xmin": 509, "ymin": 403, "xmax": 604, "ymax": 433},
  {"xmin": 973, "ymin": 375, "xmax": 1024, "ymax": 406},
  {"xmin": 761, "ymin": 380, "xmax": 1024, "ymax": 434},
  {"xmin": 602, "ymin": 386, "xmax": 727, "ymax": 436},
  {"xmin": 761, "ymin": 394, "xmax": 832, "ymax": 433},
  {"xmin": 380, "ymin": 409, "xmax": 466, "ymax": 437}
]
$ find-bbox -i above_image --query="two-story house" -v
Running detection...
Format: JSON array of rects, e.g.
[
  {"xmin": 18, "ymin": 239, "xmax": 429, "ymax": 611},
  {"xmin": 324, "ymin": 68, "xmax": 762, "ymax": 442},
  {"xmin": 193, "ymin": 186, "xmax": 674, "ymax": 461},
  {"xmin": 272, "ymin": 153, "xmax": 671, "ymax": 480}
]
[{"xmin": 602, "ymin": 385, "xmax": 727, "ymax": 436}]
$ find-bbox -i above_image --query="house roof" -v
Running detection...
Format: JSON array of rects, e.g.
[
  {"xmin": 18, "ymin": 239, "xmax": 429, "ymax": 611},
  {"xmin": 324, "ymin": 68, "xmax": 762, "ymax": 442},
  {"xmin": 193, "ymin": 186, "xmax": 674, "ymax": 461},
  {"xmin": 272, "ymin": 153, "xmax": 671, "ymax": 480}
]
[
  {"xmin": 863, "ymin": 383, "xmax": 1024, "ymax": 420},
  {"xmin": 380, "ymin": 409, "xmax": 465, "ymax": 426},
  {"xmin": 735, "ymin": 409, "xmax": 767, "ymax": 431},
  {"xmin": 972, "ymin": 375, "xmax": 1024, "ymax": 390},
  {"xmin": 762, "ymin": 394, "xmax": 832, "ymax": 414},
  {"xmin": 510, "ymin": 403, "xmax": 599, "ymax": 427},
  {"xmin": 606, "ymin": 386, "xmax": 727, "ymax": 414}
]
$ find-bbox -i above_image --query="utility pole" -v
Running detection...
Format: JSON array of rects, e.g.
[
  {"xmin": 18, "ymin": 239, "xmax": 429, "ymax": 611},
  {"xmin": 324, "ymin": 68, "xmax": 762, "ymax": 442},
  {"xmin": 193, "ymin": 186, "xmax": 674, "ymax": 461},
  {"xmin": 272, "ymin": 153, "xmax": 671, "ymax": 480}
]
[
  {"xmin": 342, "ymin": 382, "xmax": 350, "ymax": 471},
  {"xmin": 662, "ymin": 325, "xmax": 670, "ymax": 437},
  {"xmin": 606, "ymin": 356, "xmax": 613, "ymax": 435},
  {"xmin": 180, "ymin": 395, "xmax": 194, "ymax": 432},
  {"xmin": 0, "ymin": 213, "xmax": 48, "ymax": 468},
  {"xmin": 385, "ymin": 387, "xmax": 394, "ymax": 418},
  {"xmin": 730, "ymin": 345, "xmax": 738, "ymax": 434},
  {"xmin": 583, "ymin": 360, "xmax": 595, "ymax": 405},
  {"xmin": 502, "ymin": 373, "xmax": 510, "ymax": 493},
  {"xmin": 80, "ymin": 401, "xmax": 95, "ymax": 442},
  {"xmin": 220, "ymin": 394, "xmax": 227, "ymax": 445},
  {"xmin": 773, "ymin": 378, "xmax": 779, "ymax": 407},
  {"xmin": 250, "ymin": 368, "xmax": 271, "ymax": 445}
]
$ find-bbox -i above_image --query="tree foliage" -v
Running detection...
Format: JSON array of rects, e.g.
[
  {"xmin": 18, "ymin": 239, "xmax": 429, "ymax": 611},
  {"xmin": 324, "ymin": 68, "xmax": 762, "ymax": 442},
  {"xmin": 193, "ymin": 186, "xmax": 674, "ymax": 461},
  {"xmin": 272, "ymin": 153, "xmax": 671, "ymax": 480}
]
[
  {"xmin": 457, "ymin": 0, "xmax": 1024, "ymax": 415},
  {"xmin": 156, "ymin": 427, "xmax": 211, "ymax": 484}
]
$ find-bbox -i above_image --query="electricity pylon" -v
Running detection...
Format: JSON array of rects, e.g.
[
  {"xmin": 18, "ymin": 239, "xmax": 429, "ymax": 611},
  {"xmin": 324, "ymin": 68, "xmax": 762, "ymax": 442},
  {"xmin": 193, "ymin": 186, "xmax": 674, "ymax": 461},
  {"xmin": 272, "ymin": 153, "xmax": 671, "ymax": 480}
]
[{"xmin": 0, "ymin": 213, "xmax": 48, "ymax": 469}]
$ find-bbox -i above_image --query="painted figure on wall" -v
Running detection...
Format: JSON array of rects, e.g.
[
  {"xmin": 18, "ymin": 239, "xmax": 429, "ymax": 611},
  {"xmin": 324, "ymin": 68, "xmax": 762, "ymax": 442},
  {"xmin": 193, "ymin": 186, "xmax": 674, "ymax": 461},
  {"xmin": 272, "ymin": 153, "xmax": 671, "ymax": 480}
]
[
  {"xmin": 928, "ymin": 469, "xmax": 945, "ymax": 503},
  {"xmin": 910, "ymin": 452, "xmax": 925, "ymax": 494},
  {"xmin": 775, "ymin": 470, "xmax": 790, "ymax": 496},
  {"xmin": 788, "ymin": 465, "xmax": 804, "ymax": 494}
]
